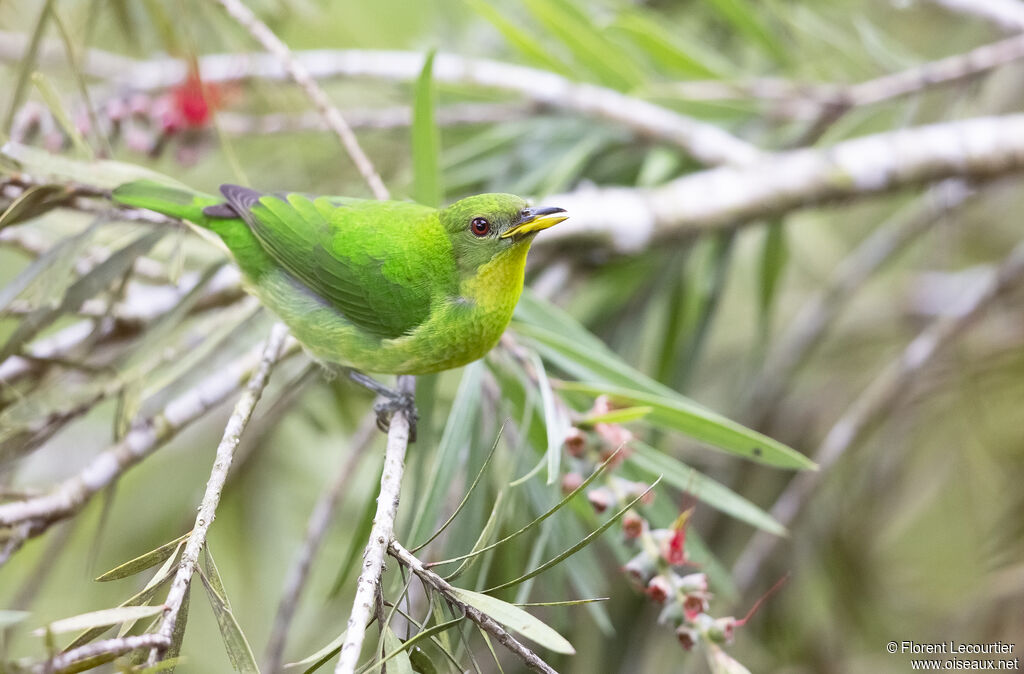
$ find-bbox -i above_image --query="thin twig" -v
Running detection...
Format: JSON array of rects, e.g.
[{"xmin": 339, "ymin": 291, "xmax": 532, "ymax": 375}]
[
  {"xmin": 389, "ymin": 541, "xmax": 558, "ymax": 674},
  {"xmin": 31, "ymin": 634, "xmax": 170, "ymax": 673},
  {"xmin": 263, "ymin": 413, "xmax": 378, "ymax": 673},
  {"xmin": 209, "ymin": 0, "xmax": 389, "ymax": 199},
  {"xmin": 732, "ymin": 238, "xmax": 1024, "ymax": 594},
  {"xmin": 148, "ymin": 322, "xmax": 290, "ymax": 664},
  {"xmin": 335, "ymin": 375, "xmax": 415, "ymax": 674}
]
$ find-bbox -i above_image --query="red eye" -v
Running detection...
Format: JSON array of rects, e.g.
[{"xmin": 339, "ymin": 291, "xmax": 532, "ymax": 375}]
[{"xmin": 471, "ymin": 217, "xmax": 490, "ymax": 237}]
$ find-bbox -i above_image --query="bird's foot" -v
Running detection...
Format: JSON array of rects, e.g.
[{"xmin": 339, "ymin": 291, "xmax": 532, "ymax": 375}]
[
  {"xmin": 346, "ymin": 370, "xmax": 418, "ymax": 442},
  {"xmin": 372, "ymin": 393, "xmax": 418, "ymax": 442}
]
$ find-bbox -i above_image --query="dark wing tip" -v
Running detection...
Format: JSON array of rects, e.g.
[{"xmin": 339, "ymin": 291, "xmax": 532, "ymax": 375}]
[
  {"xmin": 202, "ymin": 203, "xmax": 239, "ymax": 218},
  {"xmin": 219, "ymin": 184, "xmax": 264, "ymax": 214}
]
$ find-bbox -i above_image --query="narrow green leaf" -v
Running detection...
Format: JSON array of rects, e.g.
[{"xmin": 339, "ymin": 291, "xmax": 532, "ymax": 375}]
[
  {"xmin": 578, "ymin": 406, "xmax": 652, "ymax": 426},
  {"xmin": 412, "ymin": 50, "xmax": 442, "ymax": 208},
  {"xmin": 163, "ymin": 583, "xmax": 190, "ymax": 672},
  {"xmin": 1, "ymin": 141, "xmax": 187, "ymax": 190},
  {"xmin": 328, "ymin": 461, "xmax": 383, "ymax": 597},
  {"xmin": 445, "ymin": 491, "xmax": 505, "ymax": 581},
  {"xmin": 758, "ymin": 220, "xmax": 788, "ymax": 337},
  {"xmin": 612, "ymin": 12, "xmax": 731, "ymax": 79},
  {"xmin": 35, "ymin": 605, "xmax": 165, "ymax": 635},
  {"xmin": 412, "ymin": 426, "xmax": 503, "ymax": 553},
  {"xmin": 96, "ymin": 516, "xmax": 183, "ymax": 585},
  {"xmin": 64, "ymin": 565, "xmax": 175, "ymax": 651},
  {"xmin": 450, "ymin": 588, "xmax": 574, "ymax": 655},
  {"xmin": 198, "ymin": 567, "xmax": 259, "ymax": 673},
  {"xmin": 515, "ymin": 597, "xmax": 608, "ymax": 607},
  {"xmin": 531, "ymin": 353, "xmax": 568, "ymax": 485},
  {"xmin": 705, "ymin": 0, "xmax": 787, "ymax": 63},
  {"xmin": 629, "ymin": 442, "xmax": 786, "ymax": 535},
  {"xmin": 430, "ymin": 447, "xmax": 622, "ymax": 567},
  {"xmin": 524, "ymin": 0, "xmax": 644, "ymax": 90},
  {"xmin": 379, "ymin": 626, "xmax": 416, "ymax": 674},
  {"xmin": 408, "ymin": 363, "xmax": 483, "ymax": 546},
  {"xmin": 202, "ymin": 545, "xmax": 229, "ymax": 607},
  {"xmin": 464, "ymin": 0, "xmax": 572, "ymax": 75},
  {"xmin": 484, "ymin": 481, "xmax": 661, "ymax": 595},
  {"xmin": 561, "ymin": 382, "xmax": 814, "ymax": 470}
]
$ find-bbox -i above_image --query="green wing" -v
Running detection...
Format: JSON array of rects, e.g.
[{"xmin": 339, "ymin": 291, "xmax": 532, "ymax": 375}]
[{"xmin": 220, "ymin": 185, "xmax": 450, "ymax": 339}]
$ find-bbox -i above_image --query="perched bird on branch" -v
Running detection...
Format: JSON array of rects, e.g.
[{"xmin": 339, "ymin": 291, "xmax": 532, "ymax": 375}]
[{"xmin": 113, "ymin": 181, "xmax": 567, "ymax": 435}]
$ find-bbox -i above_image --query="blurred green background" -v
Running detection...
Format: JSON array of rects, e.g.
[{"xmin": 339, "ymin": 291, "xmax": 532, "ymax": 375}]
[{"xmin": 1, "ymin": 0, "xmax": 1023, "ymax": 672}]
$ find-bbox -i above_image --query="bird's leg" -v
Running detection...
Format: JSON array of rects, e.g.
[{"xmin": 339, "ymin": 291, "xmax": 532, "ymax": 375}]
[{"xmin": 346, "ymin": 369, "xmax": 418, "ymax": 442}]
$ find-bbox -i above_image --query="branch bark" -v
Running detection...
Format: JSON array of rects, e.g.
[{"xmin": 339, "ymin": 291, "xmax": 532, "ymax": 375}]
[
  {"xmin": 335, "ymin": 376, "xmax": 415, "ymax": 674},
  {"xmin": 149, "ymin": 322, "xmax": 290, "ymax": 663},
  {"xmin": 543, "ymin": 115, "xmax": 1024, "ymax": 252},
  {"xmin": 0, "ymin": 36, "xmax": 760, "ymax": 166},
  {"xmin": 263, "ymin": 413, "xmax": 378, "ymax": 674},
  {"xmin": 732, "ymin": 237, "xmax": 1024, "ymax": 594},
  {"xmin": 389, "ymin": 541, "xmax": 557, "ymax": 674},
  {"xmin": 31, "ymin": 634, "xmax": 171, "ymax": 673}
]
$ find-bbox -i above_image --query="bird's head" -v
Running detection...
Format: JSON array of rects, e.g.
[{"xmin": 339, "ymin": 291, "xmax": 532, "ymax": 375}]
[{"xmin": 439, "ymin": 193, "xmax": 568, "ymax": 276}]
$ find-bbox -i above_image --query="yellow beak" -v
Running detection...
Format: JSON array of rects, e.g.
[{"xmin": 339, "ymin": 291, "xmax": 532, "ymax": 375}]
[{"xmin": 500, "ymin": 207, "xmax": 569, "ymax": 239}]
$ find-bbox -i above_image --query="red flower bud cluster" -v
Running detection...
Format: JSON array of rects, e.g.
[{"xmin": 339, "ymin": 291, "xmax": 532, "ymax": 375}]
[{"xmin": 10, "ymin": 64, "xmax": 231, "ymax": 165}]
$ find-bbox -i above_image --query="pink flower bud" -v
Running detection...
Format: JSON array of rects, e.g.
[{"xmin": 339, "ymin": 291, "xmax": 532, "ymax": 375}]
[
  {"xmin": 678, "ymin": 572, "xmax": 708, "ymax": 594},
  {"xmin": 564, "ymin": 427, "xmax": 586, "ymax": 457},
  {"xmin": 587, "ymin": 487, "xmax": 612, "ymax": 513},
  {"xmin": 646, "ymin": 575, "xmax": 672, "ymax": 603},
  {"xmin": 595, "ymin": 422, "xmax": 633, "ymax": 448},
  {"xmin": 623, "ymin": 551, "xmax": 655, "ymax": 586},
  {"xmin": 706, "ymin": 616, "xmax": 737, "ymax": 644},
  {"xmin": 622, "ymin": 511, "xmax": 646, "ymax": 539},
  {"xmin": 561, "ymin": 472, "xmax": 584, "ymax": 494},
  {"xmin": 683, "ymin": 593, "xmax": 708, "ymax": 621},
  {"xmin": 591, "ymin": 395, "xmax": 613, "ymax": 416},
  {"xmin": 676, "ymin": 625, "xmax": 698, "ymax": 651}
]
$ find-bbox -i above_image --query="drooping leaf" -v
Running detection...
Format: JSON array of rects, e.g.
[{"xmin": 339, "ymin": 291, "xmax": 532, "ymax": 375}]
[
  {"xmin": 198, "ymin": 567, "xmax": 259, "ymax": 673},
  {"xmin": 412, "ymin": 50, "xmax": 442, "ymax": 208},
  {"xmin": 408, "ymin": 363, "xmax": 483, "ymax": 546},
  {"xmin": 450, "ymin": 588, "xmax": 574, "ymax": 654},
  {"xmin": 35, "ymin": 605, "xmax": 166, "ymax": 636},
  {"xmin": 96, "ymin": 532, "xmax": 190, "ymax": 582},
  {"xmin": 628, "ymin": 442, "xmax": 786, "ymax": 534},
  {"xmin": 561, "ymin": 381, "xmax": 814, "ymax": 470}
]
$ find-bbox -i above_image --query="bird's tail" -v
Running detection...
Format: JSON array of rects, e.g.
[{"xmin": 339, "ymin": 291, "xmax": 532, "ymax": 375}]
[{"xmin": 112, "ymin": 180, "xmax": 225, "ymax": 228}]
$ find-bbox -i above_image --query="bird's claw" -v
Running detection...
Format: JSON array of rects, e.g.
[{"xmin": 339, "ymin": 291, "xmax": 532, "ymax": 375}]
[{"xmin": 373, "ymin": 391, "xmax": 418, "ymax": 442}]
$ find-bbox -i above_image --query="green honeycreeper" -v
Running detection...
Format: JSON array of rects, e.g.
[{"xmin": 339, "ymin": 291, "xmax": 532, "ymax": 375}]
[{"xmin": 112, "ymin": 181, "xmax": 567, "ymax": 426}]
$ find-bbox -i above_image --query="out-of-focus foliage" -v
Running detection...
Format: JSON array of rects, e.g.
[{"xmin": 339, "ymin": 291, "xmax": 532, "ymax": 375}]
[{"xmin": 1, "ymin": 0, "xmax": 1023, "ymax": 672}]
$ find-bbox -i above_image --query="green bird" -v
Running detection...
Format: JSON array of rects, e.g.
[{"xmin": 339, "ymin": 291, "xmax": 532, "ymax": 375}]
[{"xmin": 112, "ymin": 181, "xmax": 567, "ymax": 432}]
